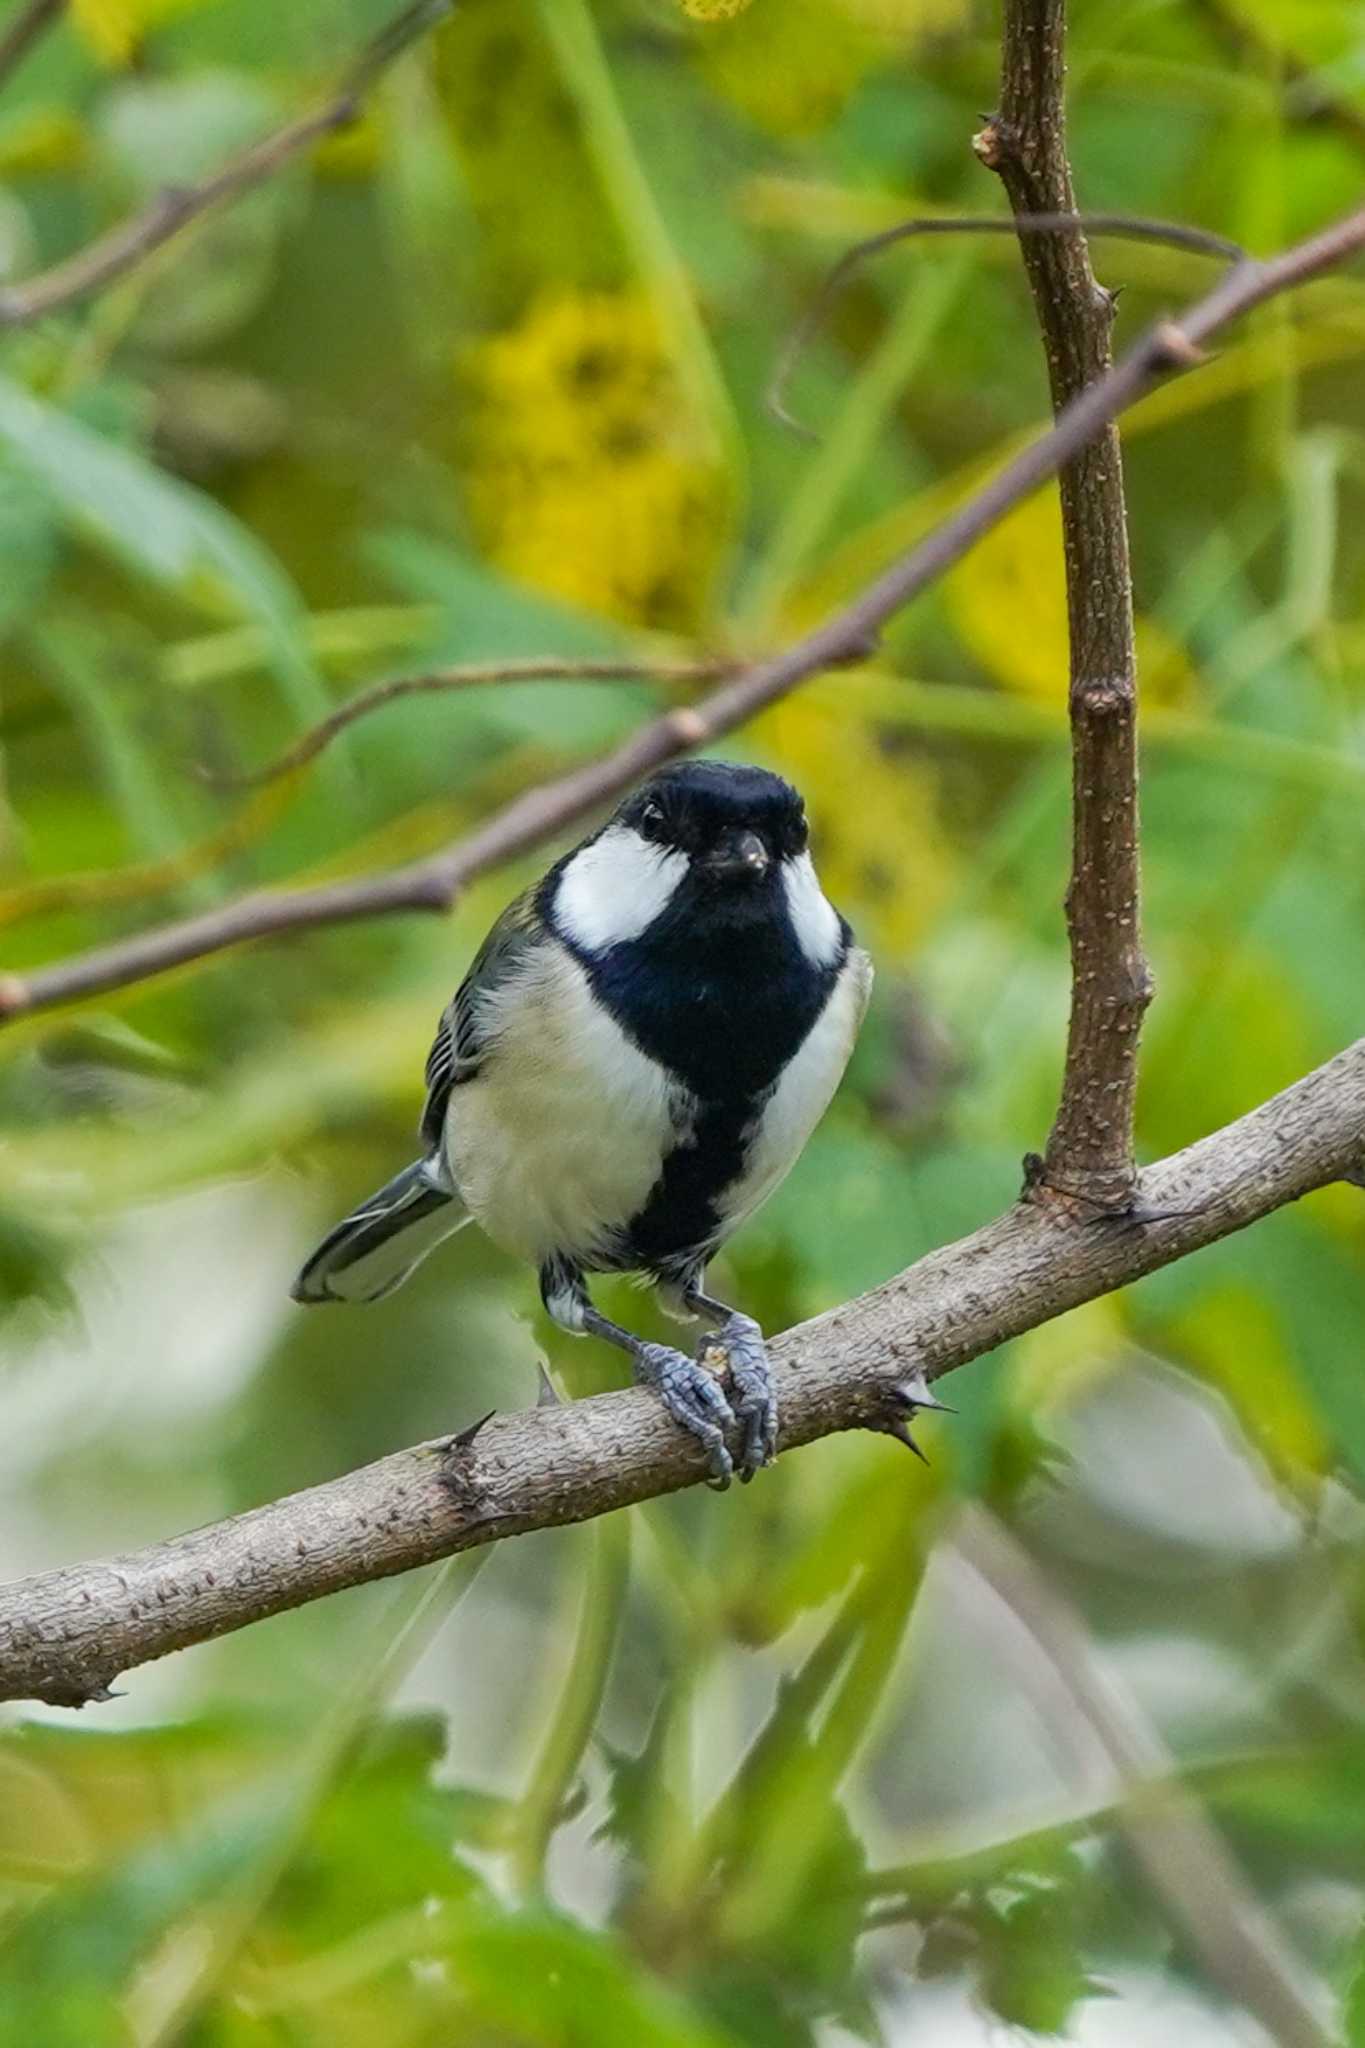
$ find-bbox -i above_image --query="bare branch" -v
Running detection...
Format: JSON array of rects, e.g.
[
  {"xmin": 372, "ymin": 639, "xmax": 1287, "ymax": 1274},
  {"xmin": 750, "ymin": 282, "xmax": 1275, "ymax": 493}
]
[
  {"xmin": 954, "ymin": 1509, "xmax": 1335, "ymax": 2048},
  {"xmin": 981, "ymin": 0, "xmax": 1151, "ymax": 1214},
  {"xmin": 3, "ymin": 200, "xmax": 1363, "ymax": 1024},
  {"xmin": 0, "ymin": 0, "xmax": 63, "ymax": 94},
  {"xmin": 767, "ymin": 208, "xmax": 1243, "ymax": 436},
  {"xmin": 218, "ymin": 654, "xmax": 740, "ymax": 789},
  {"xmin": 1, "ymin": 1035, "xmax": 1361, "ymax": 1708},
  {"xmin": 0, "ymin": 0, "xmax": 452, "ymax": 328}
]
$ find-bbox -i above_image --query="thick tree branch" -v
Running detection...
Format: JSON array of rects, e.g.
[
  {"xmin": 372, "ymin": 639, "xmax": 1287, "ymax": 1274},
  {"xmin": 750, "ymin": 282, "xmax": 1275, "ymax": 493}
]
[
  {"xmin": 980, "ymin": 0, "xmax": 1151, "ymax": 1214},
  {"xmin": 0, "ymin": 0, "xmax": 452, "ymax": 328},
  {"xmin": 3, "ymin": 201, "xmax": 1362, "ymax": 1025},
  {"xmin": 2, "ymin": 1036, "xmax": 1362, "ymax": 1708}
]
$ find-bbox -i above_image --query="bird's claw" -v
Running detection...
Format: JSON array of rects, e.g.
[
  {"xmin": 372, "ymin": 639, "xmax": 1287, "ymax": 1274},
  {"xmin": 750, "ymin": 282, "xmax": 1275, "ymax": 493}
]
[
  {"xmin": 634, "ymin": 1341, "xmax": 736, "ymax": 1490},
  {"xmin": 700, "ymin": 1312, "xmax": 777, "ymax": 1483}
]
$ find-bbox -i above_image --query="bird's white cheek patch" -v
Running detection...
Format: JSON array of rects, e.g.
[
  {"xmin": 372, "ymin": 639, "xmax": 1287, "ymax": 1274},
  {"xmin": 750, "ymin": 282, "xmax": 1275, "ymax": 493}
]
[
  {"xmin": 782, "ymin": 852, "xmax": 843, "ymax": 967},
  {"xmin": 554, "ymin": 827, "xmax": 688, "ymax": 951}
]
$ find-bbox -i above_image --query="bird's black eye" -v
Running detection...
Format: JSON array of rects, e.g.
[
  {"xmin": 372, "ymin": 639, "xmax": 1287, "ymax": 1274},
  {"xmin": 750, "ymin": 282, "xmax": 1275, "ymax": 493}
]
[{"xmin": 639, "ymin": 800, "xmax": 666, "ymax": 842}]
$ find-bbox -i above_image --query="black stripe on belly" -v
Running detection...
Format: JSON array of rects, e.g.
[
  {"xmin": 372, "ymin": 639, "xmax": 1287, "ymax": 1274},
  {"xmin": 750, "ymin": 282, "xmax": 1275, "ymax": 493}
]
[{"xmin": 613, "ymin": 1093, "xmax": 757, "ymax": 1276}]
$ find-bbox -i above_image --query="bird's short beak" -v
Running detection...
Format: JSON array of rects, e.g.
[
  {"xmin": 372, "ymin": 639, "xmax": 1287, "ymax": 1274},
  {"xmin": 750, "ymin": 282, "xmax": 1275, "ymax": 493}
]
[{"xmin": 703, "ymin": 829, "xmax": 770, "ymax": 882}]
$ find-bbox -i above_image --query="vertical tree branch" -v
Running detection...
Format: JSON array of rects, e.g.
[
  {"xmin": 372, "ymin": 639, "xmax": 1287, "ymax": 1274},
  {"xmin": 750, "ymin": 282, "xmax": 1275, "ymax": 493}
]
[{"xmin": 977, "ymin": 0, "xmax": 1153, "ymax": 1213}]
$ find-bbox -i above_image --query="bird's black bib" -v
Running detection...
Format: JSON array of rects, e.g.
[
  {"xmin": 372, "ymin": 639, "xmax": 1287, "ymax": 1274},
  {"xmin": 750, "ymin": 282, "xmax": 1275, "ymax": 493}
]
[{"xmin": 562, "ymin": 877, "xmax": 846, "ymax": 1272}]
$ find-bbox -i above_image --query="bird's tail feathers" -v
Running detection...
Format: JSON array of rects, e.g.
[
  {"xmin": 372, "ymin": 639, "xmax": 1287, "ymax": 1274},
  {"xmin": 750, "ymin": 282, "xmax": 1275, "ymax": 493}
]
[{"xmin": 292, "ymin": 1159, "xmax": 468, "ymax": 1305}]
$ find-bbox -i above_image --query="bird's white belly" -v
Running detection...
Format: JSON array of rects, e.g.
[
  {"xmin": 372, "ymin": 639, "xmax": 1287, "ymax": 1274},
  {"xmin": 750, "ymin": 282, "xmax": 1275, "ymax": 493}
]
[
  {"xmin": 715, "ymin": 948, "xmax": 873, "ymax": 1234},
  {"xmin": 442, "ymin": 945, "xmax": 683, "ymax": 1268}
]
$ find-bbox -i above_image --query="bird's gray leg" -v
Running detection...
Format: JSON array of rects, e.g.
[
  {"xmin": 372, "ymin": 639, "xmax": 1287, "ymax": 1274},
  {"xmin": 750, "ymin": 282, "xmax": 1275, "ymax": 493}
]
[
  {"xmin": 540, "ymin": 1264, "xmax": 735, "ymax": 1491},
  {"xmin": 683, "ymin": 1283, "xmax": 777, "ymax": 1483}
]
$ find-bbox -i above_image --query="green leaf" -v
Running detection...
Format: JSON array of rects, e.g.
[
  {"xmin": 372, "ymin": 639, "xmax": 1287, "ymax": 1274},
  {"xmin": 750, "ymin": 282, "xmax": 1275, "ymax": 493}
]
[
  {"xmin": 0, "ymin": 460, "xmax": 58, "ymax": 642},
  {"xmin": 974, "ymin": 1860, "xmax": 1107, "ymax": 2037},
  {"xmin": 439, "ymin": 1907, "xmax": 738, "ymax": 2048},
  {"xmin": 1347, "ymin": 1918, "xmax": 1365, "ymax": 2048},
  {"xmin": 0, "ymin": 1206, "xmax": 75, "ymax": 1321},
  {"xmin": 0, "ymin": 374, "xmax": 330, "ymax": 733},
  {"xmin": 0, "ymin": 1712, "xmax": 492, "ymax": 2040},
  {"xmin": 29, "ymin": 618, "xmax": 190, "ymax": 864},
  {"xmin": 365, "ymin": 528, "xmax": 655, "ymax": 746}
]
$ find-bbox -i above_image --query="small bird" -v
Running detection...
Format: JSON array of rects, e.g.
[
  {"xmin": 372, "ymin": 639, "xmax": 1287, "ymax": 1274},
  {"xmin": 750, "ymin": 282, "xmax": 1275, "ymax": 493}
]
[{"xmin": 292, "ymin": 760, "xmax": 872, "ymax": 1487}]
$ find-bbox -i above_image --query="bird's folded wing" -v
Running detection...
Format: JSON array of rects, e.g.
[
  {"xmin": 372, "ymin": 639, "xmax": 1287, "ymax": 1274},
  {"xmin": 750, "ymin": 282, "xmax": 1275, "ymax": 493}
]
[{"xmin": 419, "ymin": 885, "xmax": 548, "ymax": 1152}]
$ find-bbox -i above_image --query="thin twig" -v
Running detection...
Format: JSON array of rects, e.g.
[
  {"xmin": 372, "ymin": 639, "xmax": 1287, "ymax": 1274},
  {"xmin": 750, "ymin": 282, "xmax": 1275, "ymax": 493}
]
[
  {"xmin": 219, "ymin": 655, "xmax": 740, "ymax": 789},
  {"xmin": 767, "ymin": 207, "xmax": 1243, "ymax": 435},
  {"xmin": 0, "ymin": 0, "xmax": 62, "ymax": 94},
  {"xmin": 953, "ymin": 1508, "xmax": 1334, "ymax": 2048},
  {"xmin": 0, "ymin": 1034, "xmax": 1361, "ymax": 1706},
  {"xmin": 0, "ymin": 0, "xmax": 453, "ymax": 328},
  {"xmin": 2, "ymin": 201, "xmax": 1363, "ymax": 1022},
  {"xmin": 981, "ymin": 0, "xmax": 1152, "ymax": 1214}
]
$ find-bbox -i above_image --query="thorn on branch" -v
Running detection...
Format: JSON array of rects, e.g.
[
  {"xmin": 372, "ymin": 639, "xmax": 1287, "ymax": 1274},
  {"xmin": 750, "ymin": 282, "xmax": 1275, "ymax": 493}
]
[
  {"xmin": 41, "ymin": 1674, "xmax": 125, "ymax": 1710},
  {"xmin": 1021, "ymin": 1151, "xmax": 1153, "ymax": 1223},
  {"xmin": 535, "ymin": 1365, "xmax": 564, "ymax": 1408},
  {"xmin": 441, "ymin": 1410, "xmax": 496, "ymax": 1454},
  {"xmin": 438, "ymin": 1409, "xmax": 496, "ymax": 1508},
  {"xmin": 877, "ymin": 1369, "xmax": 955, "ymax": 1462}
]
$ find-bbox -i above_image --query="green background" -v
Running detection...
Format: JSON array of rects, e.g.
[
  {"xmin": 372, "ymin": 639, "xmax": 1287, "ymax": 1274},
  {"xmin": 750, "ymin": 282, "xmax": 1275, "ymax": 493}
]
[{"xmin": 1, "ymin": 0, "xmax": 1364, "ymax": 2040}]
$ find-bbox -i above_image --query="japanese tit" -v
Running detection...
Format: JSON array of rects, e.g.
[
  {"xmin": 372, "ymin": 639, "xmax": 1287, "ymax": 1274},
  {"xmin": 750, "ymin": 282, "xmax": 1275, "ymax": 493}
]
[{"xmin": 293, "ymin": 759, "xmax": 872, "ymax": 1487}]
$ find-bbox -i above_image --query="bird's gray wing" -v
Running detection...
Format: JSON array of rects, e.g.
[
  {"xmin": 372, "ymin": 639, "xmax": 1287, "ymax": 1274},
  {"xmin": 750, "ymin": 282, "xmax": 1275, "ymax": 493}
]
[{"xmin": 419, "ymin": 886, "xmax": 545, "ymax": 1152}]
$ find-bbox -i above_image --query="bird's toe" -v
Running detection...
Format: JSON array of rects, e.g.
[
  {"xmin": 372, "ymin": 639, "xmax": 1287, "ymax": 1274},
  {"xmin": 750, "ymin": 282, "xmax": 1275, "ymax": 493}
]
[
  {"xmin": 635, "ymin": 1342, "xmax": 736, "ymax": 1490},
  {"xmin": 701, "ymin": 1314, "xmax": 777, "ymax": 1482}
]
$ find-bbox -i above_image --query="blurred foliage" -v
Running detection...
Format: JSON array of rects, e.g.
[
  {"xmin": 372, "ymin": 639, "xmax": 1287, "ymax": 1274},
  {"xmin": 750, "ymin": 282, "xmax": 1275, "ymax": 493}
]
[{"xmin": 1, "ymin": 0, "xmax": 1365, "ymax": 2041}]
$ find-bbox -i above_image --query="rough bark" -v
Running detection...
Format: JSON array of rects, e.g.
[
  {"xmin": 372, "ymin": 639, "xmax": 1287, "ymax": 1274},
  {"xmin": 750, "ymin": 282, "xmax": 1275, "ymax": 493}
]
[
  {"xmin": 978, "ymin": 0, "xmax": 1152, "ymax": 1213},
  {"xmin": 2, "ymin": 1036, "xmax": 1361, "ymax": 1707}
]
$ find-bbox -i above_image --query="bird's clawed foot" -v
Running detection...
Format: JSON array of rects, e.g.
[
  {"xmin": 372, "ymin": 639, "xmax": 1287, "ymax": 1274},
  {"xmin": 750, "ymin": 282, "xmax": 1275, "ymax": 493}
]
[
  {"xmin": 634, "ymin": 1342, "xmax": 736, "ymax": 1491},
  {"xmin": 699, "ymin": 1312, "xmax": 777, "ymax": 1483}
]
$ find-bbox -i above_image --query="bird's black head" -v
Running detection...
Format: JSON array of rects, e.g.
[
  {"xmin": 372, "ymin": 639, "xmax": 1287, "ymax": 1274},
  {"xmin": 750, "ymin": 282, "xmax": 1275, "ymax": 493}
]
[
  {"xmin": 616, "ymin": 760, "xmax": 808, "ymax": 885},
  {"xmin": 548, "ymin": 757, "xmax": 843, "ymax": 971}
]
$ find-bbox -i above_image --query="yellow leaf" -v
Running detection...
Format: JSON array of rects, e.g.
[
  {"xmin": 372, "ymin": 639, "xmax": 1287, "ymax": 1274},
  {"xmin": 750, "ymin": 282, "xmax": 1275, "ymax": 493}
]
[
  {"xmin": 680, "ymin": 0, "xmax": 756, "ymax": 17},
  {"xmin": 695, "ymin": 0, "xmax": 874, "ymax": 135},
  {"xmin": 0, "ymin": 108, "xmax": 87, "ymax": 175},
  {"xmin": 461, "ymin": 290, "xmax": 726, "ymax": 632},
  {"xmin": 70, "ymin": 0, "xmax": 206, "ymax": 65}
]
